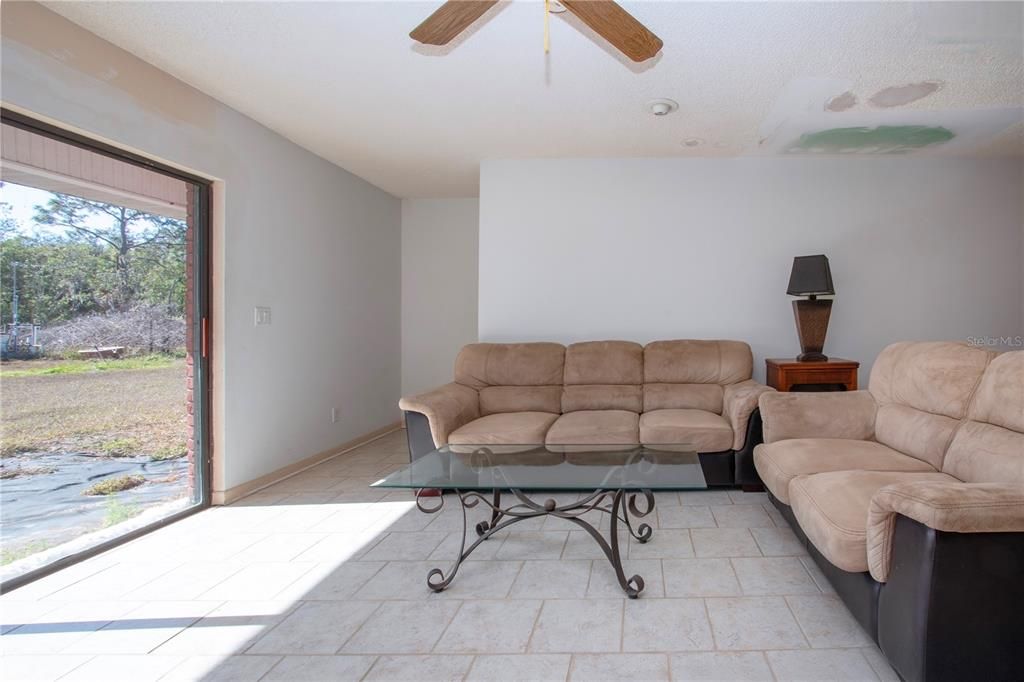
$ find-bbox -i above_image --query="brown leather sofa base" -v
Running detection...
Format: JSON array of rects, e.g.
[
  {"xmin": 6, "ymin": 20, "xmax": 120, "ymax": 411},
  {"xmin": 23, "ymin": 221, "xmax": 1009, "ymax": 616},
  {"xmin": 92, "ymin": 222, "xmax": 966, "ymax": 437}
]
[{"xmin": 768, "ymin": 491, "xmax": 1024, "ymax": 682}]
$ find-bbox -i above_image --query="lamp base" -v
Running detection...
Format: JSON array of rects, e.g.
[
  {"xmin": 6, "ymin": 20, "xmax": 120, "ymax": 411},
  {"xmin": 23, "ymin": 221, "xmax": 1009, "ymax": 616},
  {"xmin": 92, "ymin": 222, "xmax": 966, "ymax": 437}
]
[{"xmin": 792, "ymin": 299, "xmax": 833, "ymax": 363}]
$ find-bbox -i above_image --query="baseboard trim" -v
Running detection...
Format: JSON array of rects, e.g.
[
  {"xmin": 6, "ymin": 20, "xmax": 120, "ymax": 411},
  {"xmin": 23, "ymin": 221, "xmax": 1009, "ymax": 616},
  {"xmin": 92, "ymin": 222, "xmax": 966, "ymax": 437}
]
[{"xmin": 212, "ymin": 421, "xmax": 403, "ymax": 505}]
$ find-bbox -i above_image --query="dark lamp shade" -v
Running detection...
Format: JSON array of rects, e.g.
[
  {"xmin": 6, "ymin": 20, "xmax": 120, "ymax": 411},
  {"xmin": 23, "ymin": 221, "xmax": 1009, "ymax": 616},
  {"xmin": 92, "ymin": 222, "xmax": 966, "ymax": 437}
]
[{"xmin": 787, "ymin": 255, "xmax": 835, "ymax": 296}]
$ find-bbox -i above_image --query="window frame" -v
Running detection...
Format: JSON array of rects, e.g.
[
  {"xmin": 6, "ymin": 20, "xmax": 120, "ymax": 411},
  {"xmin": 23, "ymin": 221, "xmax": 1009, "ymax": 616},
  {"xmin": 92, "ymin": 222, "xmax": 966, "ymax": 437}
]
[{"xmin": 0, "ymin": 108, "xmax": 213, "ymax": 593}]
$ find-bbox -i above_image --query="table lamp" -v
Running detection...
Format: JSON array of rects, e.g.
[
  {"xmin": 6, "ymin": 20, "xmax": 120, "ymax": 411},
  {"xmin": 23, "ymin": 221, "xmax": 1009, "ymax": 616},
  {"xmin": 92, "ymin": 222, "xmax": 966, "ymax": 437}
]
[{"xmin": 787, "ymin": 254, "xmax": 834, "ymax": 362}]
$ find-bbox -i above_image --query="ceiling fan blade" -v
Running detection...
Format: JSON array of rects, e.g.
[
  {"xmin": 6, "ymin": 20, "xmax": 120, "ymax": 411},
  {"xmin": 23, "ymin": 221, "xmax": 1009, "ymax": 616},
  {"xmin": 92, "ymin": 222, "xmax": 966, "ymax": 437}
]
[
  {"xmin": 410, "ymin": 1, "xmax": 499, "ymax": 46},
  {"xmin": 559, "ymin": 0, "xmax": 663, "ymax": 62}
]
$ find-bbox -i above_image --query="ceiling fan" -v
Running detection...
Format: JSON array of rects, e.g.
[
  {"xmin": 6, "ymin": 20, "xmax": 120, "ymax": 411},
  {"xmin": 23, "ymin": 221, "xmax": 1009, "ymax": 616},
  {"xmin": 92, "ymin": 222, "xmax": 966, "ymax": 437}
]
[{"xmin": 410, "ymin": 0, "xmax": 663, "ymax": 63}]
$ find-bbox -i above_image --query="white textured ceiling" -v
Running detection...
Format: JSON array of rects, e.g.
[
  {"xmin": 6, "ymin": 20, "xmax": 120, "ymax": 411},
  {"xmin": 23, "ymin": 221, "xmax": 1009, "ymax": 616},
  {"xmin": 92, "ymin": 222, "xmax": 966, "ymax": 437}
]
[{"xmin": 44, "ymin": 1, "xmax": 1024, "ymax": 197}]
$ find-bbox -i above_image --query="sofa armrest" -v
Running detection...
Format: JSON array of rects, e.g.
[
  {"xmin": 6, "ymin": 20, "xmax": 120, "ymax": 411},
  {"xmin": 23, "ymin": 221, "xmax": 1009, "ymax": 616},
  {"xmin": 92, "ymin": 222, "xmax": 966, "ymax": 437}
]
[
  {"xmin": 867, "ymin": 481, "xmax": 1024, "ymax": 582},
  {"xmin": 723, "ymin": 380, "xmax": 775, "ymax": 450},
  {"xmin": 758, "ymin": 390, "xmax": 876, "ymax": 444},
  {"xmin": 398, "ymin": 383, "xmax": 480, "ymax": 447}
]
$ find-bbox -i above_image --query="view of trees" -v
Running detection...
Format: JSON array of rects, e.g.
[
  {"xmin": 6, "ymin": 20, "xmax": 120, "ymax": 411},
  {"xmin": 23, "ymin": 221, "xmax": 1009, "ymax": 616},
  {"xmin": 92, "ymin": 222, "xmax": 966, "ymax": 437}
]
[{"xmin": 0, "ymin": 190, "xmax": 187, "ymax": 326}]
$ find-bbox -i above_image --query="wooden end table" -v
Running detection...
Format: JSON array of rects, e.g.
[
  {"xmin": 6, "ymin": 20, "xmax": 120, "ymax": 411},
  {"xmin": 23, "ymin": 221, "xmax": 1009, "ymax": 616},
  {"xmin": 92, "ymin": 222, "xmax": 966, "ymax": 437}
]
[{"xmin": 766, "ymin": 357, "xmax": 859, "ymax": 392}]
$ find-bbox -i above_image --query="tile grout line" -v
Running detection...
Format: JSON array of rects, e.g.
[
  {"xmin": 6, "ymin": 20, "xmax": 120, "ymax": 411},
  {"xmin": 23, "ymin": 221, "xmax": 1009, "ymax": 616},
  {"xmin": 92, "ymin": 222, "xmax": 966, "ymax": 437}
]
[
  {"xmin": 345, "ymin": 559, "xmax": 389, "ymax": 600},
  {"xmin": 350, "ymin": 528, "xmax": 391, "ymax": 560},
  {"xmin": 173, "ymin": 565, "xmax": 248, "ymax": 603},
  {"xmin": 427, "ymin": 599, "xmax": 465, "ymax": 654},
  {"xmin": 856, "ymin": 646, "xmax": 886, "ymax": 682},
  {"xmin": 258, "ymin": 561, "xmax": 323, "ymax": 604},
  {"xmin": 701, "ymin": 597, "xmax": 718, "ymax": 651},
  {"xmin": 727, "ymin": 557, "xmax": 744, "ymax": 596},
  {"xmin": 750, "ymin": 528, "xmax": 767, "ymax": 556},
  {"xmin": 505, "ymin": 560, "xmax": 527, "ymax": 599},
  {"xmin": 331, "ymin": 600, "xmax": 387, "ymax": 654},
  {"xmin": 763, "ymin": 650, "xmax": 780, "ymax": 682},
  {"xmin": 795, "ymin": 555, "xmax": 824, "ymax": 595},
  {"xmin": 780, "ymin": 593, "xmax": 813, "ymax": 651},
  {"xmin": 253, "ymin": 653, "xmax": 286, "ymax": 682},
  {"xmin": 32, "ymin": 560, "xmax": 121, "ymax": 602},
  {"xmin": 462, "ymin": 654, "xmax": 480, "ymax": 681},
  {"xmin": 144, "ymin": 599, "xmax": 229, "ymax": 655},
  {"xmin": 54, "ymin": 654, "xmax": 96, "ymax": 681},
  {"xmin": 358, "ymin": 654, "xmax": 383, "ymax": 681},
  {"xmin": 523, "ymin": 598, "xmax": 547, "ymax": 653},
  {"xmin": 460, "ymin": 654, "xmax": 475, "ymax": 681}
]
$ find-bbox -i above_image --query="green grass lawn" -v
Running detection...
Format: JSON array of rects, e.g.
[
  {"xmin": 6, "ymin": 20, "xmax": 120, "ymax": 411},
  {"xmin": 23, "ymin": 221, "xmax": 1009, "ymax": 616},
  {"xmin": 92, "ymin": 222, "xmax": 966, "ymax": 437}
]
[
  {"xmin": 0, "ymin": 357, "xmax": 188, "ymax": 458},
  {"xmin": 0, "ymin": 354, "xmax": 180, "ymax": 378}
]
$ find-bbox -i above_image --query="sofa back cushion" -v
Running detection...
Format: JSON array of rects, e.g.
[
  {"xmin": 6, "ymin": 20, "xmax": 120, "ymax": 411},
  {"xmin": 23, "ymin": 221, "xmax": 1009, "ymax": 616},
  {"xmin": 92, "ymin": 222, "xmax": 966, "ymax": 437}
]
[
  {"xmin": 942, "ymin": 350, "xmax": 1024, "ymax": 484},
  {"xmin": 642, "ymin": 340, "xmax": 752, "ymax": 413},
  {"xmin": 868, "ymin": 341, "xmax": 995, "ymax": 469},
  {"xmin": 562, "ymin": 341, "xmax": 643, "ymax": 413},
  {"xmin": 455, "ymin": 342, "xmax": 565, "ymax": 415}
]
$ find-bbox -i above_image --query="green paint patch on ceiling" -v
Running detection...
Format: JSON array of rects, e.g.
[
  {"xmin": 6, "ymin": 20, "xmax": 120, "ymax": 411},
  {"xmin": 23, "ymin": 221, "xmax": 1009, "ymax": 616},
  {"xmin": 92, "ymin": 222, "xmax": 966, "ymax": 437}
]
[{"xmin": 786, "ymin": 125, "xmax": 955, "ymax": 154}]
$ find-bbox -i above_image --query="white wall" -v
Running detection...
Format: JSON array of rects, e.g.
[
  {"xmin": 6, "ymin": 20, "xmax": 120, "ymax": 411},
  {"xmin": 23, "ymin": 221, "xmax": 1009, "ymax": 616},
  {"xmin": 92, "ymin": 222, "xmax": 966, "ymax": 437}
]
[
  {"xmin": 2, "ymin": 3, "xmax": 402, "ymax": 493},
  {"xmin": 480, "ymin": 158, "xmax": 1024, "ymax": 382},
  {"xmin": 401, "ymin": 199, "xmax": 479, "ymax": 396}
]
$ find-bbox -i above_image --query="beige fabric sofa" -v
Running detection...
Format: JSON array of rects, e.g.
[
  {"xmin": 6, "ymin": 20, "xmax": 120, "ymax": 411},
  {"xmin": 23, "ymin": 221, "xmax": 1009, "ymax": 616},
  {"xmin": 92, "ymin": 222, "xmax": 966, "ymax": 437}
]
[
  {"xmin": 400, "ymin": 340, "xmax": 773, "ymax": 486},
  {"xmin": 753, "ymin": 342, "xmax": 1024, "ymax": 682}
]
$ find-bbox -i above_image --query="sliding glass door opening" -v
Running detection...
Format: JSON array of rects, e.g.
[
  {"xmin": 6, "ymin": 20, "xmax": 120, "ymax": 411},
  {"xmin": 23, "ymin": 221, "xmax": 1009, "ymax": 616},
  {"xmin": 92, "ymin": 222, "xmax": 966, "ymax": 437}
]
[{"xmin": 0, "ymin": 113, "xmax": 210, "ymax": 589}]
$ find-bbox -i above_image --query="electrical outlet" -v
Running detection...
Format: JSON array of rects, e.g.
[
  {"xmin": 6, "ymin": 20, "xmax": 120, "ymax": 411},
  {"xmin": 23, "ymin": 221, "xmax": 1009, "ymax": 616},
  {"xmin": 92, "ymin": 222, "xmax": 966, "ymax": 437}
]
[
  {"xmin": 254, "ymin": 307, "xmax": 271, "ymax": 326},
  {"xmin": 331, "ymin": 407, "xmax": 338, "ymax": 424}
]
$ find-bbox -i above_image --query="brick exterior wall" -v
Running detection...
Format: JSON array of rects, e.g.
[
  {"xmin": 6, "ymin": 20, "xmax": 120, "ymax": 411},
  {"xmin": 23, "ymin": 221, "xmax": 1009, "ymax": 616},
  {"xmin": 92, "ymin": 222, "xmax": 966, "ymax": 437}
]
[{"xmin": 184, "ymin": 184, "xmax": 196, "ymax": 498}]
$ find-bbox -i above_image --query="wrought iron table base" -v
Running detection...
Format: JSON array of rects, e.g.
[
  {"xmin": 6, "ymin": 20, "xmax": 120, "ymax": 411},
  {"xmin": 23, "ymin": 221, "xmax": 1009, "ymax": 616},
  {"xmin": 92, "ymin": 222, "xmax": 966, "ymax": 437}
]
[{"xmin": 415, "ymin": 488, "xmax": 655, "ymax": 598}]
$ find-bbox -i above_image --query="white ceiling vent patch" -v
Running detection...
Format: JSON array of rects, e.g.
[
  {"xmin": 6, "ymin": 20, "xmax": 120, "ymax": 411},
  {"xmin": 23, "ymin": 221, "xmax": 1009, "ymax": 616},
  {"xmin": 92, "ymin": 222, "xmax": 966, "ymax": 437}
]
[
  {"xmin": 869, "ymin": 82, "xmax": 943, "ymax": 108},
  {"xmin": 825, "ymin": 91, "xmax": 858, "ymax": 113}
]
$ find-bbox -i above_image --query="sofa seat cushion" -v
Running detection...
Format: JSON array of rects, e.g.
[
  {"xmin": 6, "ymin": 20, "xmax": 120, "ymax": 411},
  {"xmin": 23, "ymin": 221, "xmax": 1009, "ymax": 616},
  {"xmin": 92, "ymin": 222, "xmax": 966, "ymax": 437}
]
[
  {"xmin": 545, "ymin": 410, "xmax": 640, "ymax": 445},
  {"xmin": 448, "ymin": 412, "xmax": 559, "ymax": 445},
  {"xmin": 639, "ymin": 409, "xmax": 733, "ymax": 452},
  {"xmin": 754, "ymin": 438, "xmax": 936, "ymax": 504},
  {"xmin": 789, "ymin": 470, "xmax": 959, "ymax": 573}
]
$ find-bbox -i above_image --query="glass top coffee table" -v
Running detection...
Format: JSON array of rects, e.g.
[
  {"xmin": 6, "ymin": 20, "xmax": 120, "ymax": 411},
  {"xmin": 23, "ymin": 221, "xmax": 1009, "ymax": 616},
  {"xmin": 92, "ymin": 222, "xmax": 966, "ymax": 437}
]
[{"xmin": 372, "ymin": 444, "xmax": 705, "ymax": 598}]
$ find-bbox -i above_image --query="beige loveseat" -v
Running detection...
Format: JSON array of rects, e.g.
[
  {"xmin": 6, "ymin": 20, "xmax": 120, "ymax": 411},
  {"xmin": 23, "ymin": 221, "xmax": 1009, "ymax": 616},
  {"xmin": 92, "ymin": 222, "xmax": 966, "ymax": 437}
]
[
  {"xmin": 400, "ymin": 340, "xmax": 773, "ymax": 486},
  {"xmin": 754, "ymin": 342, "xmax": 1024, "ymax": 682}
]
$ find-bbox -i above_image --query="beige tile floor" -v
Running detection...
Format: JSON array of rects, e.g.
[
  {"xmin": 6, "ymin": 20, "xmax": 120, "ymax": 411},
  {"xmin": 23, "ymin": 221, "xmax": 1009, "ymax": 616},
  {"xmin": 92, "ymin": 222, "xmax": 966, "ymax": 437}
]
[{"xmin": 0, "ymin": 429, "xmax": 900, "ymax": 681}]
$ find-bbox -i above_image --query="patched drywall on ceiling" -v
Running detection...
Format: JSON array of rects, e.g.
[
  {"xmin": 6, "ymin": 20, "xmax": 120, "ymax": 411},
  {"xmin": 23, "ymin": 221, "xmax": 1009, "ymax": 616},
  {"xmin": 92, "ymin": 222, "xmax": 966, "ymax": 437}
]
[
  {"xmin": 757, "ymin": 76, "xmax": 1020, "ymax": 156},
  {"xmin": 38, "ymin": 1, "xmax": 1024, "ymax": 197}
]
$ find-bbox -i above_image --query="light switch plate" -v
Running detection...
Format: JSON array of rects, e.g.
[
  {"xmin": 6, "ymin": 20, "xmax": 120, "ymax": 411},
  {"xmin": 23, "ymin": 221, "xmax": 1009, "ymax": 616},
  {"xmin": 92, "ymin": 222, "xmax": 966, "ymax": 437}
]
[{"xmin": 254, "ymin": 306, "xmax": 272, "ymax": 326}]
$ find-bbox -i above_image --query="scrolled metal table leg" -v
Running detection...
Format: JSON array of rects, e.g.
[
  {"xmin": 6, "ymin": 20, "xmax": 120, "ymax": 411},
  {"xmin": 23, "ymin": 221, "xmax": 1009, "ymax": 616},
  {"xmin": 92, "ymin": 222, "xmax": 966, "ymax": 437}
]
[
  {"xmin": 609, "ymin": 489, "xmax": 646, "ymax": 598},
  {"xmin": 426, "ymin": 490, "xmax": 475, "ymax": 592},
  {"xmin": 426, "ymin": 489, "xmax": 527, "ymax": 592},
  {"xmin": 625, "ymin": 490, "xmax": 655, "ymax": 544},
  {"xmin": 420, "ymin": 487, "xmax": 655, "ymax": 597},
  {"xmin": 476, "ymin": 489, "xmax": 502, "ymax": 537},
  {"xmin": 556, "ymin": 488, "xmax": 654, "ymax": 598}
]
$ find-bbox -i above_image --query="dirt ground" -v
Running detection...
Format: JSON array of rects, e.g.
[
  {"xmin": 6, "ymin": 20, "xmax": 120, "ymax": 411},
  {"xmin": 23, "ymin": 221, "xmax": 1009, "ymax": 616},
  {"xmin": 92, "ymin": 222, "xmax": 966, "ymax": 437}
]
[{"xmin": 0, "ymin": 360, "xmax": 188, "ymax": 458}]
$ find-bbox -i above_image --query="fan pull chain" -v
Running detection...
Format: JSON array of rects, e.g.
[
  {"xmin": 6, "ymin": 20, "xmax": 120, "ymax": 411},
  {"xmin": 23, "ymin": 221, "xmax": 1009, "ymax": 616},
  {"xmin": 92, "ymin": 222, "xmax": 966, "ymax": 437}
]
[{"xmin": 544, "ymin": 0, "xmax": 550, "ymax": 53}]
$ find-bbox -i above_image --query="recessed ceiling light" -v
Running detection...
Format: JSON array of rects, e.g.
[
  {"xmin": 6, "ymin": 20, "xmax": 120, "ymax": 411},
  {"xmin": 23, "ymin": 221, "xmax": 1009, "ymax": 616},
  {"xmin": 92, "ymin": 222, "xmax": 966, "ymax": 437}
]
[
  {"xmin": 647, "ymin": 99, "xmax": 679, "ymax": 116},
  {"xmin": 548, "ymin": 1, "xmax": 568, "ymax": 14},
  {"xmin": 682, "ymin": 137, "xmax": 703, "ymax": 147}
]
